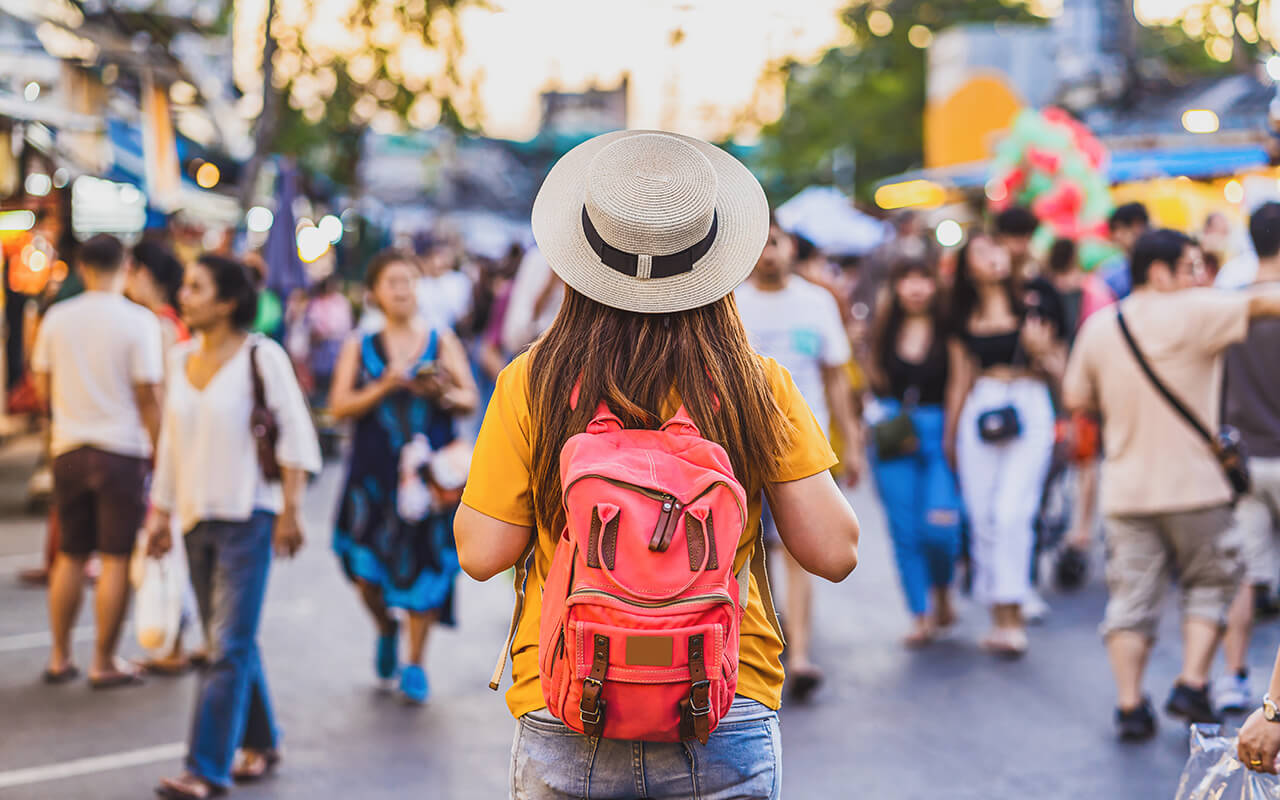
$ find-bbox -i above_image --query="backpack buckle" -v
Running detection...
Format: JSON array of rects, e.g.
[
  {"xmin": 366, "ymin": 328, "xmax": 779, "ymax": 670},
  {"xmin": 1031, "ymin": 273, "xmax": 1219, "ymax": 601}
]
[
  {"xmin": 688, "ymin": 679, "xmax": 711, "ymax": 716},
  {"xmin": 579, "ymin": 677, "xmax": 606, "ymax": 731},
  {"xmin": 579, "ymin": 635, "xmax": 610, "ymax": 737}
]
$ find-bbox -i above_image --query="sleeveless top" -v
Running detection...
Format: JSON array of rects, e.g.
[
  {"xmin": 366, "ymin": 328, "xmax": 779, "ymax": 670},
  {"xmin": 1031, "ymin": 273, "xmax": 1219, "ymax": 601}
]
[{"xmin": 156, "ymin": 304, "xmax": 190, "ymax": 343}]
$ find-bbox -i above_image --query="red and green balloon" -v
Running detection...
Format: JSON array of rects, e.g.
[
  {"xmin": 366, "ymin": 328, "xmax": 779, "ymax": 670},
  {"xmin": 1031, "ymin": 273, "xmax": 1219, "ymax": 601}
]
[{"xmin": 988, "ymin": 107, "xmax": 1114, "ymax": 269}]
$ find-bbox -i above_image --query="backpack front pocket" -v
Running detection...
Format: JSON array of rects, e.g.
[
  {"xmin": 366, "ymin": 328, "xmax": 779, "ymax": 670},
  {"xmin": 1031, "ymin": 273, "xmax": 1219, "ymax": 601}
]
[{"xmin": 558, "ymin": 609, "xmax": 735, "ymax": 743}]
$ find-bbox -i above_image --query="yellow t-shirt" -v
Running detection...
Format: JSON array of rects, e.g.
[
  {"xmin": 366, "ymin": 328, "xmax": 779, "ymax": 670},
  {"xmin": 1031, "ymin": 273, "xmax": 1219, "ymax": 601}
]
[{"xmin": 462, "ymin": 351, "xmax": 838, "ymax": 719}]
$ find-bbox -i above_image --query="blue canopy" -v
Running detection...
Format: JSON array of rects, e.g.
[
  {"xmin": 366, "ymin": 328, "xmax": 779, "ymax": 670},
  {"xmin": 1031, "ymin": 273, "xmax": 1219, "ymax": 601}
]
[{"xmin": 877, "ymin": 143, "xmax": 1272, "ymax": 190}]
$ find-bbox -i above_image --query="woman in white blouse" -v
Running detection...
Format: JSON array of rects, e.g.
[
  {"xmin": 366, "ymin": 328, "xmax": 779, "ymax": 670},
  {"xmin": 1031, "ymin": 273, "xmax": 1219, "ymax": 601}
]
[{"xmin": 146, "ymin": 254, "xmax": 321, "ymax": 800}]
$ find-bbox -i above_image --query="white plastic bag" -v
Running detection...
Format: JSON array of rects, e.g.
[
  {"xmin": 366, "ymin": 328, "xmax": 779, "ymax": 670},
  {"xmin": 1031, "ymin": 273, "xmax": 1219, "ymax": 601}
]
[
  {"xmin": 397, "ymin": 434, "xmax": 434, "ymax": 523},
  {"xmin": 131, "ymin": 544, "xmax": 185, "ymax": 657},
  {"xmin": 1175, "ymin": 725, "xmax": 1280, "ymax": 799}
]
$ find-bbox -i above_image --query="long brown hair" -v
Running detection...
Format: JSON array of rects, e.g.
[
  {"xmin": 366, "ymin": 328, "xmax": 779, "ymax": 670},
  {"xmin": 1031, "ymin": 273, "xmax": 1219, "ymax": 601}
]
[
  {"xmin": 867, "ymin": 256, "xmax": 947, "ymax": 395},
  {"xmin": 527, "ymin": 287, "xmax": 794, "ymax": 536}
]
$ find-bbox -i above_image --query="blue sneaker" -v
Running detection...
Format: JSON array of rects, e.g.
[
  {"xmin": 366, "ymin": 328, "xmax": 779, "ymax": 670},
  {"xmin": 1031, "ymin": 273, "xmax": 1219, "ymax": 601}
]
[
  {"xmin": 399, "ymin": 664, "xmax": 429, "ymax": 705},
  {"xmin": 1215, "ymin": 672, "xmax": 1253, "ymax": 714},
  {"xmin": 376, "ymin": 621, "xmax": 400, "ymax": 681}
]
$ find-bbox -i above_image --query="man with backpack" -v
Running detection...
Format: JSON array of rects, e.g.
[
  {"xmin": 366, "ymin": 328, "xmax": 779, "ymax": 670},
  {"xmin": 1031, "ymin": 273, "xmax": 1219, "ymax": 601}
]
[{"xmin": 1063, "ymin": 228, "xmax": 1280, "ymax": 740}]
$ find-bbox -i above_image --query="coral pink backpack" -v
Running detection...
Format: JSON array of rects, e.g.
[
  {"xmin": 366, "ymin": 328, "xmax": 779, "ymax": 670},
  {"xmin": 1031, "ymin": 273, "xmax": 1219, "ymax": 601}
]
[{"xmin": 489, "ymin": 399, "xmax": 781, "ymax": 744}]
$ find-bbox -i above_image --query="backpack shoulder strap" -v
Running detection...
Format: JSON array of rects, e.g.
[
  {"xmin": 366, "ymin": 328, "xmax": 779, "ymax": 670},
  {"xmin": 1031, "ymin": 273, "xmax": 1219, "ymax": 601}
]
[
  {"xmin": 1116, "ymin": 310, "xmax": 1215, "ymax": 445},
  {"xmin": 737, "ymin": 522, "xmax": 785, "ymax": 646},
  {"xmin": 489, "ymin": 535, "xmax": 537, "ymax": 691}
]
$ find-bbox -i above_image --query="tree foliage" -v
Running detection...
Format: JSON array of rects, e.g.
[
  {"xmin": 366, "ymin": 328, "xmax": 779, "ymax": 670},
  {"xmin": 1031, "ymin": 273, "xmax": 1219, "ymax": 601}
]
[
  {"xmin": 1143, "ymin": 0, "xmax": 1265, "ymax": 73},
  {"xmin": 254, "ymin": 0, "xmax": 474, "ymax": 186},
  {"xmin": 753, "ymin": 0, "xmax": 1042, "ymax": 204}
]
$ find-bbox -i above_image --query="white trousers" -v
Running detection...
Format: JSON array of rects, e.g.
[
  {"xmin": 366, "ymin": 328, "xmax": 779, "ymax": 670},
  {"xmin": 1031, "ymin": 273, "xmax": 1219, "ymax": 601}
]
[
  {"xmin": 1238, "ymin": 457, "xmax": 1280, "ymax": 588},
  {"xmin": 957, "ymin": 377, "xmax": 1056, "ymax": 606}
]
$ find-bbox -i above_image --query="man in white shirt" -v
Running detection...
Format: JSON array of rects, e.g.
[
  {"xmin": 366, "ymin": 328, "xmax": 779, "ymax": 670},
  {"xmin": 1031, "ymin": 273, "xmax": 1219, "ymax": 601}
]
[
  {"xmin": 32, "ymin": 234, "xmax": 164, "ymax": 688},
  {"xmin": 416, "ymin": 244, "xmax": 474, "ymax": 332},
  {"xmin": 501, "ymin": 247, "xmax": 563, "ymax": 355},
  {"xmin": 735, "ymin": 219, "xmax": 863, "ymax": 702}
]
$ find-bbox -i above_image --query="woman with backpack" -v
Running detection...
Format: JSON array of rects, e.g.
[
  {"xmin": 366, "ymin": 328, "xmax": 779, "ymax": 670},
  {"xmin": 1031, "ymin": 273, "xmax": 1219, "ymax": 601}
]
[
  {"xmin": 329, "ymin": 249, "xmax": 478, "ymax": 704},
  {"xmin": 944, "ymin": 232, "xmax": 1063, "ymax": 658},
  {"xmin": 146, "ymin": 255, "xmax": 321, "ymax": 799},
  {"xmin": 864, "ymin": 257, "xmax": 963, "ymax": 647},
  {"xmin": 455, "ymin": 131, "xmax": 860, "ymax": 800}
]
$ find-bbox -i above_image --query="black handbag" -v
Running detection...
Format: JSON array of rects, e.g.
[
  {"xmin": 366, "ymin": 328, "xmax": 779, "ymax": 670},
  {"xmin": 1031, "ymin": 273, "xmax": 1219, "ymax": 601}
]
[
  {"xmin": 977, "ymin": 406, "xmax": 1022, "ymax": 443},
  {"xmin": 872, "ymin": 387, "xmax": 921, "ymax": 460},
  {"xmin": 1054, "ymin": 546, "xmax": 1089, "ymax": 591},
  {"xmin": 974, "ymin": 332, "xmax": 1024, "ymax": 444},
  {"xmin": 1116, "ymin": 311, "xmax": 1251, "ymax": 498},
  {"xmin": 249, "ymin": 340, "xmax": 282, "ymax": 482}
]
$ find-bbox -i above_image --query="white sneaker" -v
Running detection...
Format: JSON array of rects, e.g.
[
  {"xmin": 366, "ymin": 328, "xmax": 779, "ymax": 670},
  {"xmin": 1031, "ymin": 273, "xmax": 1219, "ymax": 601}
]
[
  {"xmin": 1022, "ymin": 590, "xmax": 1050, "ymax": 625},
  {"xmin": 1215, "ymin": 673, "xmax": 1253, "ymax": 714}
]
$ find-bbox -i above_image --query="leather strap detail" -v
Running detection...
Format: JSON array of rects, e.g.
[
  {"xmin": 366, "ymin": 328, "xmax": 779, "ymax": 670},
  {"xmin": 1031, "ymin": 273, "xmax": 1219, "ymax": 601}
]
[
  {"xmin": 680, "ymin": 634, "xmax": 711, "ymax": 745},
  {"xmin": 686, "ymin": 514, "xmax": 705, "ymax": 571},
  {"xmin": 579, "ymin": 634, "xmax": 610, "ymax": 738},
  {"xmin": 704, "ymin": 511, "xmax": 717, "ymax": 570},
  {"xmin": 602, "ymin": 514, "xmax": 619, "ymax": 570},
  {"xmin": 587, "ymin": 507, "xmax": 602, "ymax": 569},
  {"xmin": 649, "ymin": 497, "xmax": 682, "ymax": 552}
]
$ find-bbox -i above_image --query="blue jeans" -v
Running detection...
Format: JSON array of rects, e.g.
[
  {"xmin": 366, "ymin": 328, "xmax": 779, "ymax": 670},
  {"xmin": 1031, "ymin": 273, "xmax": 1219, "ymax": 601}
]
[
  {"xmin": 869, "ymin": 401, "xmax": 963, "ymax": 616},
  {"xmin": 511, "ymin": 696, "xmax": 782, "ymax": 800},
  {"xmin": 185, "ymin": 512, "xmax": 280, "ymax": 788}
]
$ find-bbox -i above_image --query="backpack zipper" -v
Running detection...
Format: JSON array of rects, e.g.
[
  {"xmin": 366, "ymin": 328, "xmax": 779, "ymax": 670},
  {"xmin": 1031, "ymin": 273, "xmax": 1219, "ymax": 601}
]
[
  {"xmin": 568, "ymin": 587, "xmax": 733, "ymax": 609},
  {"xmin": 564, "ymin": 474, "xmax": 746, "ymax": 558}
]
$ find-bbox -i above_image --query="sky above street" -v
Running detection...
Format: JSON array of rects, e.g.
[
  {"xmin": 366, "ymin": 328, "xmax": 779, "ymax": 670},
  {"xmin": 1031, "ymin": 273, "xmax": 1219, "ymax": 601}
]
[
  {"xmin": 237, "ymin": 0, "xmax": 1260, "ymax": 143},
  {"xmin": 450, "ymin": 0, "xmax": 1252, "ymax": 141}
]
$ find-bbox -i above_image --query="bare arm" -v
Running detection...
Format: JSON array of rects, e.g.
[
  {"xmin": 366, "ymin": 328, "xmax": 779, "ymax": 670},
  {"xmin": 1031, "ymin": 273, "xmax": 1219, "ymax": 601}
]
[
  {"xmin": 425, "ymin": 330, "xmax": 480, "ymax": 415},
  {"xmin": 327, "ymin": 336, "xmax": 396, "ymax": 421},
  {"xmin": 454, "ymin": 503, "xmax": 533, "ymax": 582},
  {"xmin": 273, "ymin": 465, "xmax": 309, "ymax": 558},
  {"xmin": 32, "ymin": 371, "xmax": 49, "ymax": 413},
  {"xmin": 943, "ymin": 338, "xmax": 975, "ymax": 467},
  {"xmin": 133, "ymin": 382, "xmax": 163, "ymax": 451},
  {"xmin": 1022, "ymin": 317, "xmax": 1067, "ymax": 391},
  {"xmin": 1066, "ymin": 458, "xmax": 1100, "ymax": 550},
  {"xmin": 766, "ymin": 471, "xmax": 859, "ymax": 583},
  {"xmin": 822, "ymin": 364, "xmax": 865, "ymax": 487},
  {"xmin": 1238, "ymin": 646, "xmax": 1280, "ymax": 773},
  {"xmin": 1248, "ymin": 287, "xmax": 1280, "ymax": 318}
]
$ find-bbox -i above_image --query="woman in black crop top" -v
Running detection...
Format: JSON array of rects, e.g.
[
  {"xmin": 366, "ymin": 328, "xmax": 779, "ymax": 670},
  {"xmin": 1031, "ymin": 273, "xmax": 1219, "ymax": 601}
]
[
  {"xmin": 943, "ymin": 231, "xmax": 1065, "ymax": 659},
  {"xmin": 865, "ymin": 258, "xmax": 963, "ymax": 646}
]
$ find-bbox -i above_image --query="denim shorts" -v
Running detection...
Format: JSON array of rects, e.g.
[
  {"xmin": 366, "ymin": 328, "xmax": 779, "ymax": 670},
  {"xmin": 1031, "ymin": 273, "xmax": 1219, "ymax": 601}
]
[{"xmin": 510, "ymin": 695, "xmax": 782, "ymax": 800}]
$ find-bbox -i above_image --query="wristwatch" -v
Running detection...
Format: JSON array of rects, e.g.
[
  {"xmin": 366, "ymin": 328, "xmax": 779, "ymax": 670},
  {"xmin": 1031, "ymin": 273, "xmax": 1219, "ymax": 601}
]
[{"xmin": 1264, "ymin": 693, "xmax": 1280, "ymax": 722}]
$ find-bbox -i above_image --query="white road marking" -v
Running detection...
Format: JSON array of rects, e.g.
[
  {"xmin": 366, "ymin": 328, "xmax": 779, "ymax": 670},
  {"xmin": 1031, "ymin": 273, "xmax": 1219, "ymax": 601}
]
[
  {"xmin": 0, "ymin": 552, "xmax": 41, "ymax": 572},
  {"xmin": 0, "ymin": 743, "xmax": 186, "ymax": 789},
  {"xmin": 0, "ymin": 626, "xmax": 95, "ymax": 653}
]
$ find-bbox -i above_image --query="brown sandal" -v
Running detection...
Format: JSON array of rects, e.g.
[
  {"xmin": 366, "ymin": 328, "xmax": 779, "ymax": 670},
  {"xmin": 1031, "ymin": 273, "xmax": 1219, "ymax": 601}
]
[
  {"xmin": 231, "ymin": 749, "xmax": 281, "ymax": 783},
  {"xmin": 155, "ymin": 773, "xmax": 226, "ymax": 799}
]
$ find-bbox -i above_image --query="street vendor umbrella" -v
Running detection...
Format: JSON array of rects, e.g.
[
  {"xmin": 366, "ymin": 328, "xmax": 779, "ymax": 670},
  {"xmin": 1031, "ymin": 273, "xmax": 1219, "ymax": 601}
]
[
  {"xmin": 263, "ymin": 161, "xmax": 309, "ymax": 299},
  {"xmin": 775, "ymin": 186, "xmax": 889, "ymax": 258}
]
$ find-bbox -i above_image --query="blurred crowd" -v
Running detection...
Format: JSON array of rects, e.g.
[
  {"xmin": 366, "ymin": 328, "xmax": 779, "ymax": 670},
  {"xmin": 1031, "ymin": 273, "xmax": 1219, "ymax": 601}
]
[{"xmin": 12, "ymin": 180, "xmax": 1280, "ymax": 796}]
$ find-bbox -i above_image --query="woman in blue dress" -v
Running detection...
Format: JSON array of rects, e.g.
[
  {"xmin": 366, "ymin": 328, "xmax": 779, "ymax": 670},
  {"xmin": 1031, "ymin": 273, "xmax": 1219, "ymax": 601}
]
[{"xmin": 329, "ymin": 249, "xmax": 479, "ymax": 703}]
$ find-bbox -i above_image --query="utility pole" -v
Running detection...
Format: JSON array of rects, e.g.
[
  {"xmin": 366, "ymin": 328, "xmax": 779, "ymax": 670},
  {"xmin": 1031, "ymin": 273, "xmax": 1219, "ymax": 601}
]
[{"xmin": 240, "ymin": 0, "xmax": 278, "ymax": 211}]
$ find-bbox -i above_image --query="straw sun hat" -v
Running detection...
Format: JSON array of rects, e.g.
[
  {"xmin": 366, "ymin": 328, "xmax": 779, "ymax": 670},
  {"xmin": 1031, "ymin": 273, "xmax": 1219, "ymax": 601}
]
[{"xmin": 531, "ymin": 130, "xmax": 770, "ymax": 315}]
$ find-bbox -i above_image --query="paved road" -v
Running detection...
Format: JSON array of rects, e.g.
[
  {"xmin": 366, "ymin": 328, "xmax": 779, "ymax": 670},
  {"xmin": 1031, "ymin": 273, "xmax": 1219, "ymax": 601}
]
[{"xmin": 0, "ymin": 436, "xmax": 1273, "ymax": 799}]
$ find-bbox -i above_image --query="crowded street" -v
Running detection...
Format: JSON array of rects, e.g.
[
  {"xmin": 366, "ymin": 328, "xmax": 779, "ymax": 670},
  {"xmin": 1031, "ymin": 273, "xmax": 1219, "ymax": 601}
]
[
  {"xmin": 10, "ymin": 1, "xmax": 1280, "ymax": 798},
  {"xmin": 0, "ymin": 433, "xmax": 1270, "ymax": 799}
]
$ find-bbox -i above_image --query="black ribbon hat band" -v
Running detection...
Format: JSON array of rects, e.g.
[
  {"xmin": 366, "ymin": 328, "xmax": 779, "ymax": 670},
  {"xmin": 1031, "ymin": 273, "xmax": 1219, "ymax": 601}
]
[{"xmin": 582, "ymin": 207, "xmax": 718, "ymax": 280}]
